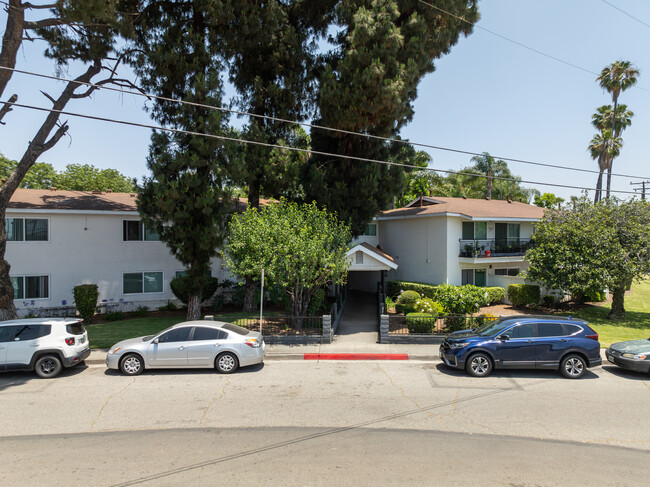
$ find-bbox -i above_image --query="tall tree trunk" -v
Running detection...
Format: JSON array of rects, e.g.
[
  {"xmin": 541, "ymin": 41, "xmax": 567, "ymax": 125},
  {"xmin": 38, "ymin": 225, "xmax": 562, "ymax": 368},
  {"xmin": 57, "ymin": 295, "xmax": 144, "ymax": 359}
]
[
  {"xmin": 187, "ymin": 294, "xmax": 201, "ymax": 321},
  {"xmin": 608, "ymin": 281, "xmax": 626, "ymax": 320},
  {"xmin": 594, "ymin": 170, "xmax": 603, "ymax": 203},
  {"xmin": 0, "ymin": 62, "xmax": 102, "ymax": 320},
  {"xmin": 0, "ymin": 0, "xmax": 23, "ymax": 99},
  {"xmin": 606, "ymin": 98, "xmax": 618, "ymax": 200},
  {"xmin": 243, "ymin": 277, "xmax": 256, "ymax": 312}
]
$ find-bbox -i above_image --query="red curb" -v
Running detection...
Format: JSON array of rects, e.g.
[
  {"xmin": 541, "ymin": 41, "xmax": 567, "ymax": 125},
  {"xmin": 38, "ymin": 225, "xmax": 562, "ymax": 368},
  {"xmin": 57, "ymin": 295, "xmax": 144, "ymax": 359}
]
[{"xmin": 303, "ymin": 353, "xmax": 409, "ymax": 360}]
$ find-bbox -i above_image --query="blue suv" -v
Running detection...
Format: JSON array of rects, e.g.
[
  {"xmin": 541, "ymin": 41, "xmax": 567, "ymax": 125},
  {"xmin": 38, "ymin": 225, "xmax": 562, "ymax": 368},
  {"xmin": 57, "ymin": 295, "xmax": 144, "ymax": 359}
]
[{"xmin": 439, "ymin": 316, "xmax": 602, "ymax": 379}]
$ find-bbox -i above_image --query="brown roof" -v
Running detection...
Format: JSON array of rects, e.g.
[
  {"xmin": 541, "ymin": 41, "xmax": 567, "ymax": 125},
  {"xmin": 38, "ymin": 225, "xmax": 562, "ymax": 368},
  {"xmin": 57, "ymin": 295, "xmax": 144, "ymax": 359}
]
[
  {"xmin": 358, "ymin": 242, "xmax": 395, "ymax": 263},
  {"xmin": 379, "ymin": 196, "xmax": 544, "ymax": 220},
  {"xmin": 8, "ymin": 188, "xmax": 270, "ymax": 213}
]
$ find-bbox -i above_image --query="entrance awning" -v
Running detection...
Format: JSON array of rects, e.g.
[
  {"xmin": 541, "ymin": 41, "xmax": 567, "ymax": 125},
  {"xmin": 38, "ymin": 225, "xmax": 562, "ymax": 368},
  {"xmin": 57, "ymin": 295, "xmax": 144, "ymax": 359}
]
[{"xmin": 346, "ymin": 243, "xmax": 398, "ymax": 272}]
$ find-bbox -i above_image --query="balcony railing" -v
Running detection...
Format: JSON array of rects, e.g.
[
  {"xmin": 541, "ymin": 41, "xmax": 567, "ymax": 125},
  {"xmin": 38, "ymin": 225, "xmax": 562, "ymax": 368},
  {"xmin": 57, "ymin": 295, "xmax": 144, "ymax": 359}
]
[{"xmin": 459, "ymin": 238, "xmax": 532, "ymax": 257}]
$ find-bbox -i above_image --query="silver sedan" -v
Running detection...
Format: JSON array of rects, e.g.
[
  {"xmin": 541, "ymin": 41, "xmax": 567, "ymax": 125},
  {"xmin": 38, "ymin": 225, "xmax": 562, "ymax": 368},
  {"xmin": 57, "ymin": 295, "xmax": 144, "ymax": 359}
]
[{"xmin": 106, "ymin": 320, "xmax": 265, "ymax": 375}]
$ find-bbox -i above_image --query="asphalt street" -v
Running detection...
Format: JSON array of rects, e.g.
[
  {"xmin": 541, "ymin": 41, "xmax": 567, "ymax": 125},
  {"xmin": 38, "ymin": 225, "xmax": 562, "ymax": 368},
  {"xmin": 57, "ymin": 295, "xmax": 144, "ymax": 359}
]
[{"xmin": 0, "ymin": 360, "xmax": 648, "ymax": 486}]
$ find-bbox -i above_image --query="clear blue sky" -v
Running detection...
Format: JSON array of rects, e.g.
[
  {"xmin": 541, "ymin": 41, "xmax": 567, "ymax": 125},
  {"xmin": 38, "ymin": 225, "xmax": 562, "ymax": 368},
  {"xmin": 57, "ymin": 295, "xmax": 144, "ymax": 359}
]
[{"xmin": 2, "ymin": 0, "xmax": 649, "ymax": 201}]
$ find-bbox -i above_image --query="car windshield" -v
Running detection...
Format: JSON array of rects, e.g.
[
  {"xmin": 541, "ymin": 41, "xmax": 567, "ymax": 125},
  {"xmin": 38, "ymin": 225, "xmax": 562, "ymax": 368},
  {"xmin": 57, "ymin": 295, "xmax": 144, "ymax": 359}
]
[{"xmin": 474, "ymin": 318, "xmax": 520, "ymax": 337}]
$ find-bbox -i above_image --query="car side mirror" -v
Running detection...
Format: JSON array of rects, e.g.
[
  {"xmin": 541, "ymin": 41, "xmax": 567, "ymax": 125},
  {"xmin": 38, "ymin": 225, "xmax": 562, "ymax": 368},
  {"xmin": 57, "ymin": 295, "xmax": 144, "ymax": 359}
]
[
  {"xmin": 498, "ymin": 334, "xmax": 510, "ymax": 341},
  {"xmin": 153, "ymin": 338, "xmax": 159, "ymax": 344}
]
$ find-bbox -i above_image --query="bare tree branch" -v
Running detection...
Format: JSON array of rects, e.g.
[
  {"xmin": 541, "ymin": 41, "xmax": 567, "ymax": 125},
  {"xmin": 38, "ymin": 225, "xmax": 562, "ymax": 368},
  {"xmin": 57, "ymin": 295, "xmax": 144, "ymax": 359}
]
[
  {"xmin": 40, "ymin": 89, "xmax": 56, "ymax": 105},
  {"xmin": 42, "ymin": 121, "xmax": 69, "ymax": 152},
  {"xmin": 23, "ymin": 17, "xmax": 65, "ymax": 29},
  {"xmin": 23, "ymin": 2, "xmax": 57, "ymax": 9},
  {"xmin": 0, "ymin": 93, "xmax": 17, "ymax": 124}
]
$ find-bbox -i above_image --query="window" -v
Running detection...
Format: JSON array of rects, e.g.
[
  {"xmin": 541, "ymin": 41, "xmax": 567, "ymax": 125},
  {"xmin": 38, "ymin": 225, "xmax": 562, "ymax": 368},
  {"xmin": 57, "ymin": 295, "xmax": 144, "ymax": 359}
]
[
  {"xmin": 192, "ymin": 327, "xmax": 226, "ymax": 341},
  {"xmin": 123, "ymin": 272, "xmax": 163, "ymax": 294},
  {"xmin": 355, "ymin": 252, "xmax": 364, "ymax": 264},
  {"xmin": 462, "ymin": 269, "xmax": 486, "ymax": 286},
  {"xmin": 461, "ymin": 269, "xmax": 474, "ymax": 285},
  {"xmin": 14, "ymin": 325, "xmax": 51, "ymax": 341},
  {"xmin": 157, "ymin": 327, "xmax": 191, "ymax": 343},
  {"xmin": 538, "ymin": 323, "xmax": 565, "ymax": 337},
  {"xmin": 6, "ymin": 218, "xmax": 48, "ymax": 241},
  {"xmin": 221, "ymin": 323, "xmax": 250, "ymax": 336},
  {"xmin": 563, "ymin": 324, "xmax": 582, "ymax": 336},
  {"xmin": 495, "ymin": 268, "xmax": 520, "ymax": 276},
  {"xmin": 0, "ymin": 326, "xmax": 16, "ymax": 342},
  {"xmin": 123, "ymin": 220, "xmax": 159, "ymax": 241},
  {"xmin": 462, "ymin": 221, "xmax": 487, "ymax": 240},
  {"xmin": 363, "ymin": 223, "xmax": 377, "ymax": 236},
  {"xmin": 506, "ymin": 323, "xmax": 535, "ymax": 339},
  {"xmin": 11, "ymin": 275, "xmax": 49, "ymax": 299}
]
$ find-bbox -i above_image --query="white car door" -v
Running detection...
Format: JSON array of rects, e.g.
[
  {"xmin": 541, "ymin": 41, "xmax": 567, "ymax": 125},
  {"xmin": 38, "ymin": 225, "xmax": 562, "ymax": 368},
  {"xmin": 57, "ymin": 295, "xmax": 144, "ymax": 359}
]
[
  {"xmin": 187, "ymin": 327, "xmax": 228, "ymax": 367},
  {"xmin": 0, "ymin": 326, "xmax": 15, "ymax": 369},
  {"xmin": 6, "ymin": 325, "xmax": 49, "ymax": 367},
  {"xmin": 147, "ymin": 327, "xmax": 191, "ymax": 367}
]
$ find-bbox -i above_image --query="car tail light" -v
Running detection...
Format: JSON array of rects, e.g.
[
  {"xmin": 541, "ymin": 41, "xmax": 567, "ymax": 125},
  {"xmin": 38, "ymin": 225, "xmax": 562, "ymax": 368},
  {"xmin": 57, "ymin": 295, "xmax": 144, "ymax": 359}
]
[
  {"xmin": 244, "ymin": 338, "xmax": 261, "ymax": 348},
  {"xmin": 585, "ymin": 334, "xmax": 598, "ymax": 341},
  {"xmin": 65, "ymin": 337, "xmax": 75, "ymax": 346}
]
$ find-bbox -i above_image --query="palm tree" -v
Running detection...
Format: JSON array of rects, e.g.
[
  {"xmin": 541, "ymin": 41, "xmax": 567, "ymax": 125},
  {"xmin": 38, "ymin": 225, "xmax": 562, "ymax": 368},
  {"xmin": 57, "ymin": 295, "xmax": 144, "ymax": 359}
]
[
  {"xmin": 596, "ymin": 61, "xmax": 639, "ymax": 198},
  {"xmin": 588, "ymin": 129, "xmax": 622, "ymax": 203},
  {"xmin": 591, "ymin": 104, "xmax": 633, "ymax": 137},
  {"xmin": 469, "ymin": 152, "xmax": 508, "ymax": 198}
]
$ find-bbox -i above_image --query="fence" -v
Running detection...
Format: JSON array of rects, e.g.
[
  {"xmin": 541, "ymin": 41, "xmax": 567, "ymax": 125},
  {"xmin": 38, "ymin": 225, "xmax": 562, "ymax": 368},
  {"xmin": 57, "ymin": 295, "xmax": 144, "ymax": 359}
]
[
  {"xmin": 234, "ymin": 316, "xmax": 323, "ymax": 336},
  {"xmin": 380, "ymin": 314, "xmax": 499, "ymax": 344}
]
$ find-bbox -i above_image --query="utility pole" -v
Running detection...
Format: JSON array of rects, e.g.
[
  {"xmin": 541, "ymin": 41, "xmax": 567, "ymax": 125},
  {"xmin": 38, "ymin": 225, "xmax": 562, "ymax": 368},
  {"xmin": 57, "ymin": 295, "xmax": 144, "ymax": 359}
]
[{"xmin": 630, "ymin": 181, "xmax": 649, "ymax": 200}]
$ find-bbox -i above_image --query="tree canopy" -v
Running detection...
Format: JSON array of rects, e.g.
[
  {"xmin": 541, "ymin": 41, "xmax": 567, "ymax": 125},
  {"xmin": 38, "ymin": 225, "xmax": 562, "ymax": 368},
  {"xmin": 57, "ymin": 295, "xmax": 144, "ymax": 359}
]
[
  {"xmin": 525, "ymin": 198, "xmax": 650, "ymax": 319},
  {"xmin": 225, "ymin": 200, "xmax": 351, "ymax": 317},
  {"xmin": 0, "ymin": 157, "xmax": 134, "ymax": 192}
]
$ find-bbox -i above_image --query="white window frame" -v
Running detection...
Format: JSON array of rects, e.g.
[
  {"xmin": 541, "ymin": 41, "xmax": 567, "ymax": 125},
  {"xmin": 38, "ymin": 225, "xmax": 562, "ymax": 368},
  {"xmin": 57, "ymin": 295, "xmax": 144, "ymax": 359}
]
[
  {"xmin": 122, "ymin": 219, "xmax": 160, "ymax": 242},
  {"xmin": 363, "ymin": 223, "xmax": 377, "ymax": 237},
  {"xmin": 11, "ymin": 274, "xmax": 51, "ymax": 300},
  {"xmin": 494, "ymin": 268, "xmax": 520, "ymax": 277},
  {"xmin": 122, "ymin": 271, "xmax": 164, "ymax": 295},
  {"xmin": 6, "ymin": 217, "xmax": 50, "ymax": 243}
]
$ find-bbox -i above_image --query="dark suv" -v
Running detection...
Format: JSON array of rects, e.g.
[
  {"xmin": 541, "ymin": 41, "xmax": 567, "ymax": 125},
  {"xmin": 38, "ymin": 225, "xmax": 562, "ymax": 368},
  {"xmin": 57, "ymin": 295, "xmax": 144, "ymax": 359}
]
[{"xmin": 439, "ymin": 316, "xmax": 601, "ymax": 379}]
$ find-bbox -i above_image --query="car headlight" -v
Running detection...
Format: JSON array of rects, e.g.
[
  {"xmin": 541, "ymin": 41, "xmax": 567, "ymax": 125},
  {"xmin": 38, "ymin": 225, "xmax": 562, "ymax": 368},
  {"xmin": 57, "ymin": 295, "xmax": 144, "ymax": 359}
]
[
  {"xmin": 449, "ymin": 342, "xmax": 469, "ymax": 349},
  {"xmin": 633, "ymin": 353, "xmax": 647, "ymax": 360},
  {"xmin": 109, "ymin": 346, "xmax": 122, "ymax": 355}
]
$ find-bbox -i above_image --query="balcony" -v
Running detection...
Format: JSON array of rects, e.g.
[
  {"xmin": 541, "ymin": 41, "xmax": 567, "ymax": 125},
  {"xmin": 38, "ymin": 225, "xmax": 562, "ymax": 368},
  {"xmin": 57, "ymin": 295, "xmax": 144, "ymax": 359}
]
[{"xmin": 459, "ymin": 238, "xmax": 532, "ymax": 258}]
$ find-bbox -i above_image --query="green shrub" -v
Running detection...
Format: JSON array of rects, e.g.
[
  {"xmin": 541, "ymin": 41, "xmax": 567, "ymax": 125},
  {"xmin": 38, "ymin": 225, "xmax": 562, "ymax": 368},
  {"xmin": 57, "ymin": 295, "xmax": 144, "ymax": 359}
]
[
  {"xmin": 132, "ymin": 305, "xmax": 149, "ymax": 317},
  {"xmin": 388, "ymin": 280, "xmax": 437, "ymax": 299},
  {"xmin": 405, "ymin": 312, "xmax": 437, "ymax": 333},
  {"xmin": 508, "ymin": 284, "xmax": 540, "ymax": 307},
  {"xmin": 170, "ymin": 276, "xmax": 220, "ymax": 305},
  {"xmin": 444, "ymin": 315, "xmax": 470, "ymax": 332},
  {"xmin": 105, "ymin": 311, "xmax": 125, "ymax": 321},
  {"xmin": 157, "ymin": 301, "xmax": 178, "ymax": 312},
  {"xmin": 73, "ymin": 284, "xmax": 98, "ymax": 323},
  {"xmin": 385, "ymin": 296, "xmax": 395, "ymax": 311},
  {"xmin": 542, "ymin": 295, "xmax": 555, "ymax": 307},
  {"xmin": 414, "ymin": 298, "xmax": 445, "ymax": 316},
  {"xmin": 485, "ymin": 287, "xmax": 506, "ymax": 305},
  {"xmin": 308, "ymin": 288, "xmax": 326, "ymax": 315},
  {"xmin": 435, "ymin": 284, "xmax": 485, "ymax": 314},
  {"xmin": 395, "ymin": 290, "xmax": 421, "ymax": 314}
]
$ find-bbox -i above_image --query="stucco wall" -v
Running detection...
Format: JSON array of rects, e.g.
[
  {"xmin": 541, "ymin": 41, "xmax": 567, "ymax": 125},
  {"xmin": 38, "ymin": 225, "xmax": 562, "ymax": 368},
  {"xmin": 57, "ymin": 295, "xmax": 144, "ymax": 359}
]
[
  {"xmin": 6, "ymin": 211, "xmax": 227, "ymax": 315},
  {"xmin": 379, "ymin": 216, "xmax": 447, "ymax": 285}
]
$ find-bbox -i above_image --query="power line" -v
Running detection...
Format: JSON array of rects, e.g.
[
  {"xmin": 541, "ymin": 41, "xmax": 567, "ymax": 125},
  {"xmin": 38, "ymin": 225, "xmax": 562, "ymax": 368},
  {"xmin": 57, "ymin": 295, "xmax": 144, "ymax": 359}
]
[
  {"xmin": 3, "ymin": 99, "xmax": 642, "ymax": 196},
  {"xmin": 418, "ymin": 0, "xmax": 650, "ymax": 93},
  {"xmin": 2, "ymin": 65, "xmax": 649, "ymax": 181},
  {"xmin": 600, "ymin": 0, "xmax": 650, "ymax": 30}
]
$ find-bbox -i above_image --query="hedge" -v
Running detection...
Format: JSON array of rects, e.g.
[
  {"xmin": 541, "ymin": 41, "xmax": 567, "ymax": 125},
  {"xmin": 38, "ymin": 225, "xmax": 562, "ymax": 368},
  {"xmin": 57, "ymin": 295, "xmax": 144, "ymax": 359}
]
[
  {"xmin": 387, "ymin": 280, "xmax": 438, "ymax": 300},
  {"xmin": 395, "ymin": 290, "xmax": 421, "ymax": 315},
  {"xmin": 507, "ymin": 284, "xmax": 540, "ymax": 307},
  {"xmin": 405, "ymin": 312, "xmax": 438, "ymax": 333},
  {"xmin": 388, "ymin": 280, "xmax": 506, "ymax": 308}
]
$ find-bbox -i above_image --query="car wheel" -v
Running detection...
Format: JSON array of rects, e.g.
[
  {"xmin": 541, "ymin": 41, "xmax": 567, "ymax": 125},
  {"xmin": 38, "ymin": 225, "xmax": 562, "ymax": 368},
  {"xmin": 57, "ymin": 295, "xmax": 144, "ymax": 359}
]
[
  {"xmin": 35, "ymin": 355, "xmax": 62, "ymax": 379},
  {"xmin": 466, "ymin": 353, "xmax": 492, "ymax": 377},
  {"xmin": 120, "ymin": 353, "xmax": 144, "ymax": 376},
  {"xmin": 561, "ymin": 354, "xmax": 586, "ymax": 379},
  {"xmin": 216, "ymin": 352, "xmax": 239, "ymax": 374}
]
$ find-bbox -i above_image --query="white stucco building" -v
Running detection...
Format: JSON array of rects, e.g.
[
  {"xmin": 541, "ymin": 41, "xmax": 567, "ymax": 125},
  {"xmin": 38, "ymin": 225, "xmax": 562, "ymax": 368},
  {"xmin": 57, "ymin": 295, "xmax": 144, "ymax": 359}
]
[{"xmin": 5, "ymin": 189, "xmax": 544, "ymax": 316}]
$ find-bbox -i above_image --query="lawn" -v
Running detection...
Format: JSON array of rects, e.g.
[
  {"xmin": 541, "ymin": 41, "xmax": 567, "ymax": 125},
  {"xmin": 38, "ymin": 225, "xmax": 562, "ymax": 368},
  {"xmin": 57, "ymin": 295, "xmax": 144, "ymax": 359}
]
[
  {"xmin": 559, "ymin": 279, "xmax": 650, "ymax": 348},
  {"xmin": 86, "ymin": 311, "xmax": 282, "ymax": 349}
]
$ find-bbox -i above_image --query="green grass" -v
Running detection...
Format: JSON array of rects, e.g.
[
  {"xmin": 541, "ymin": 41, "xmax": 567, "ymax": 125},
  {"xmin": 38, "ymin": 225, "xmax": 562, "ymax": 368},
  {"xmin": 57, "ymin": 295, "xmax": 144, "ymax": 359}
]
[
  {"xmin": 559, "ymin": 279, "xmax": 650, "ymax": 348},
  {"xmin": 85, "ymin": 311, "xmax": 284, "ymax": 349}
]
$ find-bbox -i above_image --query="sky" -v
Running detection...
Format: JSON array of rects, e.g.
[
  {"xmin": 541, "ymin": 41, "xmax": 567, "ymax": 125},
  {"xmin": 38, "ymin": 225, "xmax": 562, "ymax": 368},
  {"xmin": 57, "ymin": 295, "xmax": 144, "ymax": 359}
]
[{"xmin": 1, "ymin": 0, "xmax": 650, "ymax": 202}]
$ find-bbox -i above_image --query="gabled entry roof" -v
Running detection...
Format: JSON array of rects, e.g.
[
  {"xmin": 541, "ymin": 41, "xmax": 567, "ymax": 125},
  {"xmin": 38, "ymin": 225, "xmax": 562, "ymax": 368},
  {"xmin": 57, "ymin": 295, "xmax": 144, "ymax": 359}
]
[{"xmin": 346, "ymin": 243, "xmax": 398, "ymax": 271}]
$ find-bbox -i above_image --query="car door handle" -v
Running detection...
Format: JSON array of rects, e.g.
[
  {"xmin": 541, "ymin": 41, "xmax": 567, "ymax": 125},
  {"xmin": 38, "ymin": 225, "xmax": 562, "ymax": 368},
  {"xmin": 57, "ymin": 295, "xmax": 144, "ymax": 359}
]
[
  {"xmin": 558, "ymin": 339, "xmax": 568, "ymax": 342},
  {"xmin": 178, "ymin": 346, "xmax": 185, "ymax": 350}
]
